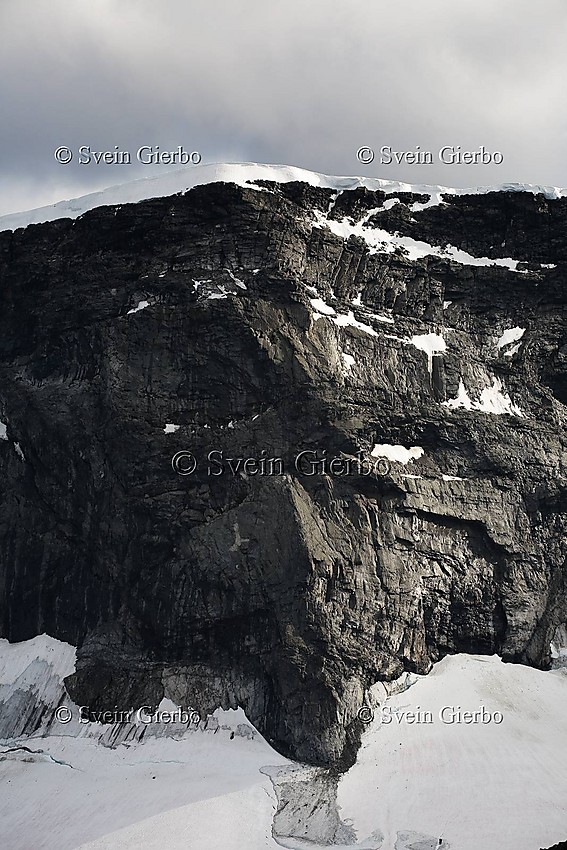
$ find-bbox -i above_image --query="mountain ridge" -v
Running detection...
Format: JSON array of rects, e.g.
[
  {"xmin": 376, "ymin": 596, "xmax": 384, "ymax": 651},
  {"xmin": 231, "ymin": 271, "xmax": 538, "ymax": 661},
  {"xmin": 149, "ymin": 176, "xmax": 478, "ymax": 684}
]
[{"xmin": 1, "ymin": 160, "xmax": 566, "ymax": 233}]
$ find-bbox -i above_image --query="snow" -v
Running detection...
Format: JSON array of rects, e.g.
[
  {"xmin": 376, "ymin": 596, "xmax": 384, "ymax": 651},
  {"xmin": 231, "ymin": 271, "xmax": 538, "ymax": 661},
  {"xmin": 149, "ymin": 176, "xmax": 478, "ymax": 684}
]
[
  {"xmin": 331, "ymin": 311, "xmax": 378, "ymax": 337},
  {"xmin": 338, "ymin": 654, "xmax": 567, "ymax": 850},
  {"xmin": 225, "ymin": 269, "xmax": 247, "ymax": 290},
  {"xmin": 442, "ymin": 474, "xmax": 464, "ymax": 482},
  {"xmin": 0, "ymin": 422, "xmax": 26, "ymax": 459},
  {"xmin": 0, "ymin": 724, "xmax": 286, "ymax": 850},
  {"xmin": 442, "ymin": 378, "xmax": 473, "ymax": 411},
  {"xmin": 409, "ymin": 332, "xmax": 446, "ymax": 373},
  {"xmin": 127, "ymin": 300, "xmax": 151, "ymax": 315},
  {"xmin": 443, "ymin": 300, "xmax": 453, "ymax": 309},
  {"xmin": 0, "ymin": 636, "xmax": 288, "ymax": 850},
  {"xmin": 310, "ymin": 297, "xmax": 336, "ymax": 316},
  {"xmin": 371, "ymin": 444, "xmax": 425, "ymax": 465},
  {"xmin": 476, "ymin": 377, "xmax": 524, "ymax": 416},
  {"xmin": 341, "ymin": 352, "xmax": 356, "ymax": 370},
  {"xmin": 551, "ymin": 625, "xmax": 567, "ymax": 669},
  {"xmin": 163, "ymin": 424, "xmax": 180, "ymax": 434},
  {"xmin": 1, "ymin": 162, "xmax": 565, "ymax": 233},
  {"xmin": 313, "ymin": 208, "xmax": 528, "ymax": 272},
  {"xmin": 0, "ymin": 635, "xmax": 76, "ymax": 686},
  {"xmin": 443, "ymin": 377, "xmax": 524, "ymax": 417},
  {"xmin": 497, "ymin": 326, "xmax": 525, "ymax": 350},
  {"xmin": 310, "ymin": 296, "xmax": 382, "ymax": 337},
  {"xmin": 503, "ymin": 343, "xmax": 522, "ymax": 358},
  {"xmin": 410, "ymin": 192, "xmax": 447, "ymax": 212},
  {"xmin": 2, "ymin": 638, "xmax": 567, "ymax": 849},
  {"xmin": 364, "ymin": 310, "xmax": 395, "ymax": 325}
]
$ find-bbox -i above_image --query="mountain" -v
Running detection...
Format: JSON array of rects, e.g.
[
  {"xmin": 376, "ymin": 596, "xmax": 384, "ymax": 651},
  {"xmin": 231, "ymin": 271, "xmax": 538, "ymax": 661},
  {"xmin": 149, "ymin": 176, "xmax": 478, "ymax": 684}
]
[
  {"xmin": 0, "ymin": 163, "xmax": 566, "ymax": 776},
  {"xmin": 1, "ymin": 161, "xmax": 565, "ymax": 233}
]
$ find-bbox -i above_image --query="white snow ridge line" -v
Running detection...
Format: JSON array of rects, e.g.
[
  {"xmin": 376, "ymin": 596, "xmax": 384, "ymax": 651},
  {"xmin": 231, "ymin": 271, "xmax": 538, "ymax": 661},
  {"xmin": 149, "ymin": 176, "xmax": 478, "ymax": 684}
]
[{"xmin": 1, "ymin": 161, "xmax": 566, "ymax": 232}]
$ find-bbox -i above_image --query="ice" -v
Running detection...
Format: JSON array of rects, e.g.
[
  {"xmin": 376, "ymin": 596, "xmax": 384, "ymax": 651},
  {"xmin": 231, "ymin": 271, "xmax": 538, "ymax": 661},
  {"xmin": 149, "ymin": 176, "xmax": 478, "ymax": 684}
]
[
  {"xmin": 163, "ymin": 424, "xmax": 180, "ymax": 434},
  {"xmin": 371, "ymin": 444, "xmax": 425, "ymax": 465},
  {"xmin": 1, "ymin": 162, "xmax": 565, "ymax": 233},
  {"xmin": 0, "ymin": 635, "xmax": 75, "ymax": 686},
  {"xmin": 0, "ymin": 636, "xmax": 287, "ymax": 850}
]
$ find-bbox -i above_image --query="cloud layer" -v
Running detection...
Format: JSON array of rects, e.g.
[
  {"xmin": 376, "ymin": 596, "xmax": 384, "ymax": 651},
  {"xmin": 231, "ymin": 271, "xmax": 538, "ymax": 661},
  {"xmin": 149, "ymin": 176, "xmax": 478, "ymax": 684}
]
[{"xmin": 1, "ymin": 0, "xmax": 566, "ymax": 215}]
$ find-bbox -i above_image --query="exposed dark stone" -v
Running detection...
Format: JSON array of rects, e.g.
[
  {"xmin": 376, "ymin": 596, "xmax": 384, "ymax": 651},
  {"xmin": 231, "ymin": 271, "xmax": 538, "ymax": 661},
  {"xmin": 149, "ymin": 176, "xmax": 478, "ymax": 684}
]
[{"xmin": 0, "ymin": 179, "xmax": 565, "ymax": 767}]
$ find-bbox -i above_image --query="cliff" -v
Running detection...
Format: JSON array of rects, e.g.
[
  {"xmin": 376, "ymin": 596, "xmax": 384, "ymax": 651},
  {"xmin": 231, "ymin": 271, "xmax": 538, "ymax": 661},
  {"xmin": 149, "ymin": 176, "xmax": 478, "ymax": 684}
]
[{"xmin": 0, "ymin": 168, "xmax": 565, "ymax": 766}]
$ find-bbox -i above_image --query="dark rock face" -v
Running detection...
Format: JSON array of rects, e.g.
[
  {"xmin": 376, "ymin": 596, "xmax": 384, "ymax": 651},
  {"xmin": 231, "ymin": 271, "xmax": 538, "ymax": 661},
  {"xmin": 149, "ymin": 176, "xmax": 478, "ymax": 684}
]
[{"xmin": 0, "ymin": 179, "xmax": 565, "ymax": 767}]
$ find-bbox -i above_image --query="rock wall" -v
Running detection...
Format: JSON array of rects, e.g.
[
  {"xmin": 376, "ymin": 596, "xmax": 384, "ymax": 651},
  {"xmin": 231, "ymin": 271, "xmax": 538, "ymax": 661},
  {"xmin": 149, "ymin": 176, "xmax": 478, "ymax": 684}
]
[{"xmin": 0, "ymin": 179, "xmax": 565, "ymax": 766}]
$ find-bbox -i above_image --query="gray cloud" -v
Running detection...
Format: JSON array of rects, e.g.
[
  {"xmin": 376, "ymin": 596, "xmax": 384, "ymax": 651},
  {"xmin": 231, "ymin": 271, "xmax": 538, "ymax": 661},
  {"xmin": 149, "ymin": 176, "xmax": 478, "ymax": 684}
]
[{"xmin": 1, "ymin": 0, "xmax": 566, "ymax": 215}]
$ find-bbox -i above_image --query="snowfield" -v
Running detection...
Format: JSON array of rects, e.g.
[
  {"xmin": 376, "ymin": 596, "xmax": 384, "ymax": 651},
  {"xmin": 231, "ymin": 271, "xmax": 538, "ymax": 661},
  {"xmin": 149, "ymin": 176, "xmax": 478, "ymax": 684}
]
[
  {"xmin": 1, "ymin": 637, "xmax": 567, "ymax": 849},
  {"xmin": 0, "ymin": 161, "xmax": 565, "ymax": 232}
]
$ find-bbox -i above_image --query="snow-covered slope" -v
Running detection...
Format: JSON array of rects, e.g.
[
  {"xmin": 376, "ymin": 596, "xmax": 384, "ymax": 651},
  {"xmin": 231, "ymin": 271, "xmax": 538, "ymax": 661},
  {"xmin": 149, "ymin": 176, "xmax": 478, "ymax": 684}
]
[
  {"xmin": 1, "ymin": 638, "xmax": 567, "ymax": 850},
  {"xmin": 0, "ymin": 635, "xmax": 289, "ymax": 850},
  {"xmin": 339, "ymin": 655, "xmax": 567, "ymax": 850},
  {"xmin": 1, "ymin": 162, "xmax": 565, "ymax": 232}
]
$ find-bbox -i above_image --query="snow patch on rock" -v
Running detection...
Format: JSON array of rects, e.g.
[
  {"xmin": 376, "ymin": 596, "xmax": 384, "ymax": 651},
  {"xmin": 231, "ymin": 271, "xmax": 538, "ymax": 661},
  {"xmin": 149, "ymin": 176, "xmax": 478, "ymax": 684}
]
[
  {"xmin": 127, "ymin": 299, "xmax": 151, "ymax": 315},
  {"xmin": 371, "ymin": 444, "xmax": 425, "ymax": 465},
  {"xmin": 443, "ymin": 377, "xmax": 524, "ymax": 417}
]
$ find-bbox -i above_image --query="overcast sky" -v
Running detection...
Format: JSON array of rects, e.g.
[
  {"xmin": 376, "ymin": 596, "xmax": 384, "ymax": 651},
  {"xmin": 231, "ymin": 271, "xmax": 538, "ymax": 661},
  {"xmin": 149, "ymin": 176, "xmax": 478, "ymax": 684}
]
[{"xmin": 1, "ymin": 0, "xmax": 566, "ymax": 216}]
